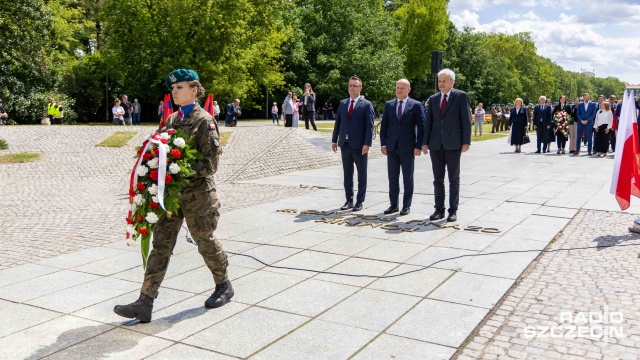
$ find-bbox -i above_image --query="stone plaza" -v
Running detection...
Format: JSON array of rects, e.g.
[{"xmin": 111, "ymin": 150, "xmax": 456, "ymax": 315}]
[{"xmin": 0, "ymin": 124, "xmax": 639, "ymax": 359}]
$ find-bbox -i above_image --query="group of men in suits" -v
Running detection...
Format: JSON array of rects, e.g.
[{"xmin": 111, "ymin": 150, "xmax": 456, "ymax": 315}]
[{"xmin": 331, "ymin": 69, "xmax": 472, "ymax": 222}]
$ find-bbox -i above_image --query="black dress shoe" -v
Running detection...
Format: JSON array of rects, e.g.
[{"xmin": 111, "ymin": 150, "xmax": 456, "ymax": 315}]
[
  {"xmin": 429, "ymin": 210, "xmax": 445, "ymax": 220},
  {"xmin": 353, "ymin": 202, "xmax": 363, "ymax": 211},
  {"xmin": 400, "ymin": 207, "xmax": 410, "ymax": 216},
  {"xmin": 384, "ymin": 205, "xmax": 399, "ymax": 215},
  {"xmin": 535, "ymin": 150, "xmax": 541, "ymax": 153},
  {"xmin": 340, "ymin": 201, "xmax": 353, "ymax": 210},
  {"xmin": 447, "ymin": 213, "xmax": 457, "ymax": 222}
]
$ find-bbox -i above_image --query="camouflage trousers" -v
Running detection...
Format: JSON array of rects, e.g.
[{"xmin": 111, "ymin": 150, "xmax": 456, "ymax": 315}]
[{"xmin": 141, "ymin": 190, "xmax": 228, "ymax": 298}]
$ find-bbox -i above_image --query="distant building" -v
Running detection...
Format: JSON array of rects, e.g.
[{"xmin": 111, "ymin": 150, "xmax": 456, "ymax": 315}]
[
  {"xmin": 581, "ymin": 69, "xmax": 595, "ymax": 78},
  {"xmin": 625, "ymin": 82, "xmax": 640, "ymax": 95}
]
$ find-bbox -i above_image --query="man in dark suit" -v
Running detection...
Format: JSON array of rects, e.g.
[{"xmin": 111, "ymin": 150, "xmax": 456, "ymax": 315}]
[
  {"xmin": 533, "ymin": 95, "xmax": 552, "ymax": 153},
  {"xmin": 380, "ymin": 79, "xmax": 425, "ymax": 216},
  {"xmin": 332, "ymin": 76, "xmax": 375, "ymax": 212},
  {"xmin": 575, "ymin": 92, "xmax": 597, "ymax": 155},
  {"xmin": 225, "ymin": 99, "xmax": 241, "ymax": 127},
  {"xmin": 422, "ymin": 68, "xmax": 471, "ymax": 222}
]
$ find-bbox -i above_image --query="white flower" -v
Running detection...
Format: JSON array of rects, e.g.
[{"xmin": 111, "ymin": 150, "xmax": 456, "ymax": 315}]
[
  {"xmin": 152, "ymin": 195, "xmax": 159, "ymax": 203},
  {"xmin": 146, "ymin": 212, "xmax": 159, "ymax": 224},
  {"xmin": 160, "ymin": 132, "xmax": 171, "ymax": 140},
  {"xmin": 147, "ymin": 184, "xmax": 158, "ymax": 195},
  {"xmin": 169, "ymin": 163, "xmax": 181, "ymax": 174},
  {"xmin": 127, "ymin": 225, "xmax": 137, "ymax": 237},
  {"xmin": 134, "ymin": 194, "xmax": 144, "ymax": 205},
  {"xmin": 173, "ymin": 137, "xmax": 186, "ymax": 148},
  {"xmin": 148, "ymin": 157, "xmax": 159, "ymax": 169},
  {"xmin": 162, "ymin": 144, "xmax": 170, "ymax": 153},
  {"xmin": 136, "ymin": 165, "xmax": 149, "ymax": 177}
]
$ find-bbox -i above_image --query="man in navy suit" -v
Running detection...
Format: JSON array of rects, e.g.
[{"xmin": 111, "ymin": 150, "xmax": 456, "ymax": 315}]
[
  {"xmin": 533, "ymin": 95, "xmax": 552, "ymax": 153},
  {"xmin": 575, "ymin": 92, "xmax": 597, "ymax": 155},
  {"xmin": 225, "ymin": 99, "xmax": 241, "ymax": 127},
  {"xmin": 332, "ymin": 76, "xmax": 375, "ymax": 211},
  {"xmin": 380, "ymin": 79, "xmax": 425, "ymax": 216},
  {"xmin": 422, "ymin": 68, "xmax": 471, "ymax": 222}
]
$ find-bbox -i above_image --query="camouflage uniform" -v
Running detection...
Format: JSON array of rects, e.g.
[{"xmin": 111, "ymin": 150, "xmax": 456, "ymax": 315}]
[
  {"xmin": 527, "ymin": 104, "xmax": 534, "ymax": 131},
  {"xmin": 491, "ymin": 106, "xmax": 500, "ymax": 133},
  {"xmin": 141, "ymin": 103, "xmax": 228, "ymax": 299},
  {"xmin": 502, "ymin": 105, "xmax": 512, "ymax": 131}
]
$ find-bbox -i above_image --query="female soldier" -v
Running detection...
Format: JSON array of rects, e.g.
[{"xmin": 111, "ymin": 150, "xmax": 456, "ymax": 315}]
[{"xmin": 114, "ymin": 69, "xmax": 232, "ymax": 323}]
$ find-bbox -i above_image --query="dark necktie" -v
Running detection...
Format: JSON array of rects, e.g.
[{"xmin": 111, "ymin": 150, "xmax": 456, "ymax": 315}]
[
  {"xmin": 440, "ymin": 94, "xmax": 447, "ymax": 115},
  {"xmin": 348, "ymin": 99, "xmax": 355, "ymax": 117},
  {"xmin": 178, "ymin": 108, "xmax": 184, "ymax": 122},
  {"xmin": 397, "ymin": 100, "xmax": 403, "ymax": 122}
]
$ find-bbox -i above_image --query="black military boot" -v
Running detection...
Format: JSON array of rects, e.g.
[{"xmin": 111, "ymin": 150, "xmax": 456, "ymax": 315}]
[
  {"xmin": 113, "ymin": 293, "xmax": 154, "ymax": 323},
  {"xmin": 205, "ymin": 280, "xmax": 234, "ymax": 309}
]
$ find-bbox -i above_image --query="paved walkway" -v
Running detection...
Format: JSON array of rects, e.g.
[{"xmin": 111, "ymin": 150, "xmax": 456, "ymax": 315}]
[{"xmin": 0, "ymin": 125, "xmax": 639, "ymax": 359}]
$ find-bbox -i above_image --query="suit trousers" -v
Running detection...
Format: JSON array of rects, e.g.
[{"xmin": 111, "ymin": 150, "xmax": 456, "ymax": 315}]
[
  {"xmin": 610, "ymin": 130, "xmax": 617, "ymax": 152},
  {"xmin": 576, "ymin": 121, "xmax": 593, "ymax": 152},
  {"xmin": 285, "ymin": 114, "xmax": 293, "ymax": 127},
  {"xmin": 387, "ymin": 148, "xmax": 415, "ymax": 209},
  {"xmin": 304, "ymin": 111, "xmax": 317, "ymax": 131},
  {"xmin": 568, "ymin": 123, "xmax": 577, "ymax": 151},
  {"xmin": 340, "ymin": 143, "xmax": 368, "ymax": 204},
  {"xmin": 536, "ymin": 126, "xmax": 548, "ymax": 151},
  {"xmin": 429, "ymin": 148, "xmax": 462, "ymax": 213}
]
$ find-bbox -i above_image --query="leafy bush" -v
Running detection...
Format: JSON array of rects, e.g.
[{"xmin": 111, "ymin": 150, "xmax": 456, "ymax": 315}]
[{"xmin": 8, "ymin": 92, "xmax": 77, "ymax": 124}]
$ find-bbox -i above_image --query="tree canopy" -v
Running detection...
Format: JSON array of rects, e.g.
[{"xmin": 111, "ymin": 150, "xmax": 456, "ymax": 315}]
[{"xmin": 0, "ymin": 0, "xmax": 627, "ymax": 123}]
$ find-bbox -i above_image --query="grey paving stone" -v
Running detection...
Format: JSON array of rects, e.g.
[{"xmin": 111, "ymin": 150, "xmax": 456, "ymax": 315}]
[
  {"xmin": 72, "ymin": 251, "xmax": 141, "ymax": 276},
  {"xmin": 36, "ymin": 247, "xmax": 130, "ymax": 269},
  {"xmin": 356, "ymin": 240, "xmax": 427, "ymax": 263},
  {"xmin": 0, "ymin": 299, "xmax": 11, "ymax": 311},
  {"xmin": 388, "ymin": 299, "xmax": 489, "ymax": 348},
  {"xmin": 251, "ymin": 320, "xmax": 377, "ymax": 360},
  {"xmin": 44, "ymin": 327, "xmax": 173, "ymax": 360},
  {"xmin": 0, "ymin": 303, "xmax": 61, "ymax": 338},
  {"xmin": 505, "ymin": 215, "xmax": 570, "ymax": 242},
  {"xmin": 532, "ymin": 206, "xmax": 579, "ymax": 219},
  {"xmin": 367, "ymin": 264, "xmax": 454, "ymax": 297},
  {"xmin": 230, "ymin": 226, "xmax": 300, "ymax": 244},
  {"xmin": 26, "ymin": 276, "xmax": 140, "ymax": 313},
  {"xmin": 406, "ymin": 246, "xmax": 478, "ymax": 271},
  {"xmin": 162, "ymin": 266, "xmax": 221, "ymax": 294},
  {"xmin": 428, "ymin": 272, "xmax": 515, "ymax": 309},
  {"xmin": 72, "ymin": 288, "xmax": 194, "ymax": 324},
  {"xmin": 147, "ymin": 344, "xmax": 236, "ymax": 360},
  {"xmin": 313, "ymin": 258, "xmax": 399, "ymax": 287},
  {"xmin": 230, "ymin": 245, "xmax": 301, "ymax": 269},
  {"xmin": 267, "ymin": 250, "xmax": 348, "ymax": 278},
  {"xmin": 310, "ymin": 234, "xmax": 382, "ymax": 256},
  {"xmin": 0, "ymin": 263, "xmax": 60, "ymax": 288},
  {"xmin": 352, "ymin": 334, "xmax": 456, "ymax": 360},
  {"xmin": 319, "ymin": 288, "xmax": 420, "ymax": 332},
  {"xmin": 267, "ymin": 230, "xmax": 337, "ymax": 249},
  {"xmin": 231, "ymin": 270, "xmax": 305, "ymax": 305},
  {"xmin": 132, "ymin": 295, "xmax": 247, "ymax": 341},
  {"xmin": 385, "ymin": 227, "xmax": 456, "ymax": 246},
  {"xmin": 0, "ymin": 270, "xmax": 100, "ymax": 302},
  {"xmin": 183, "ymin": 306, "xmax": 309, "ymax": 358},
  {"xmin": 308, "ymin": 222, "xmax": 359, "ymax": 234},
  {"xmin": 258, "ymin": 278, "xmax": 359, "ymax": 317},
  {"xmin": 460, "ymin": 247, "xmax": 540, "ymax": 280},
  {"xmin": 217, "ymin": 239, "xmax": 261, "ymax": 253},
  {"xmin": 0, "ymin": 315, "xmax": 112, "ymax": 360},
  {"xmin": 435, "ymin": 231, "xmax": 500, "ymax": 251}
]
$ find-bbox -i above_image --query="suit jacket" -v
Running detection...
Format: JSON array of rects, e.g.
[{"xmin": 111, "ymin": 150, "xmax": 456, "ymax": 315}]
[
  {"xmin": 282, "ymin": 97, "xmax": 294, "ymax": 114},
  {"xmin": 225, "ymin": 103, "xmax": 238, "ymax": 123},
  {"xmin": 380, "ymin": 97, "xmax": 425, "ymax": 152},
  {"xmin": 331, "ymin": 96, "xmax": 375, "ymax": 150},
  {"xmin": 509, "ymin": 107, "xmax": 527, "ymax": 126},
  {"xmin": 576, "ymin": 101, "xmax": 597, "ymax": 122},
  {"xmin": 423, "ymin": 89, "xmax": 472, "ymax": 151},
  {"xmin": 533, "ymin": 104, "xmax": 552, "ymax": 128},
  {"xmin": 300, "ymin": 93, "xmax": 316, "ymax": 112}
]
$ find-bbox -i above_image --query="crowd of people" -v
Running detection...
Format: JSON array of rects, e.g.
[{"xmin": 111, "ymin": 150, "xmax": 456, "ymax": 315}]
[
  {"xmin": 472, "ymin": 93, "xmax": 640, "ymax": 156},
  {"xmin": 110, "ymin": 95, "xmax": 141, "ymax": 125}
]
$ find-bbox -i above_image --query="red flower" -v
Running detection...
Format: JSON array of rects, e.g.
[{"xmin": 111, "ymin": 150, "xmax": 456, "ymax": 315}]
[
  {"xmin": 143, "ymin": 153, "xmax": 153, "ymax": 161},
  {"xmin": 160, "ymin": 138, "xmax": 168, "ymax": 144},
  {"xmin": 136, "ymin": 182, "xmax": 146, "ymax": 191},
  {"xmin": 150, "ymin": 170, "xmax": 159, "ymax": 180},
  {"xmin": 165, "ymin": 174, "xmax": 173, "ymax": 184},
  {"xmin": 135, "ymin": 214, "xmax": 144, "ymax": 222},
  {"xmin": 129, "ymin": 188, "xmax": 136, "ymax": 197},
  {"xmin": 126, "ymin": 211, "xmax": 133, "ymax": 224},
  {"xmin": 137, "ymin": 148, "xmax": 143, "ymax": 156},
  {"xmin": 139, "ymin": 228, "xmax": 149, "ymax": 235},
  {"xmin": 149, "ymin": 202, "xmax": 159, "ymax": 210},
  {"xmin": 170, "ymin": 149, "xmax": 181, "ymax": 159},
  {"xmin": 167, "ymin": 129, "xmax": 176, "ymax": 135},
  {"xmin": 152, "ymin": 148, "xmax": 159, "ymax": 156}
]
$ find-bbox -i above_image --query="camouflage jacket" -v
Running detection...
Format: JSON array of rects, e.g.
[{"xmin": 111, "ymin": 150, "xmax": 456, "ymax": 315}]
[{"xmin": 163, "ymin": 103, "xmax": 221, "ymax": 194}]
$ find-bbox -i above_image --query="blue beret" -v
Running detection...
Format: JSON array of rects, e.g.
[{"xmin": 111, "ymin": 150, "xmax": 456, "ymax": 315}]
[{"xmin": 165, "ymin": 69, "xmax": 200, "ymax": 89}]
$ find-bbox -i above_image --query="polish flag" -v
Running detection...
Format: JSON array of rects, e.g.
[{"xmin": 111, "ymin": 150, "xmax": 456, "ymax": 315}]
[{"xmin": 610, "ymin": 90, "xmax": 640, "ymax": 210}]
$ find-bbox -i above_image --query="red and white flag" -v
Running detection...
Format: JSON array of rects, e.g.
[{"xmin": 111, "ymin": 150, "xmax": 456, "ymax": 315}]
[{"xmin": 610, "ymin": 90, "xmax": 640, "ymax": 210}]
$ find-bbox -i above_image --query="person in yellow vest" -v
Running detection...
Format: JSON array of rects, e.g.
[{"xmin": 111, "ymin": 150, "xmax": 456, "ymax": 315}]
[
  {"xmin": 52, "ymin": 101, "xmax": 64, "ymax": 124},
  {"xmin": 47, "ymin": 98, "xmax": 56, "ymax": 124}
]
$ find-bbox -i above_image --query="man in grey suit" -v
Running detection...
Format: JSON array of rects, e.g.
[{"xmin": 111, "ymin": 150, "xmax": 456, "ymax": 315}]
[
  {"xmin": 332, "ymin": 76, "xmax": 375, "ymax": 212},
  {"xmin": 422, "ymin": 68, "xmax": 472, "ymax": 222},
  {"xmin": 282, "ymin": 92, "xmax": 294, "ymax": 127}
]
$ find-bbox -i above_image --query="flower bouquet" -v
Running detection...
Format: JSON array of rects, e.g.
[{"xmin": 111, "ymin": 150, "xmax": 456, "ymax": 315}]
[
  {"xmin": 553, "ymin": 111, "xmax": 570, "ymax": 139},
  {"xmin": 126, "ymin": 129, "xmax": 201, "ymax": 269}
]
